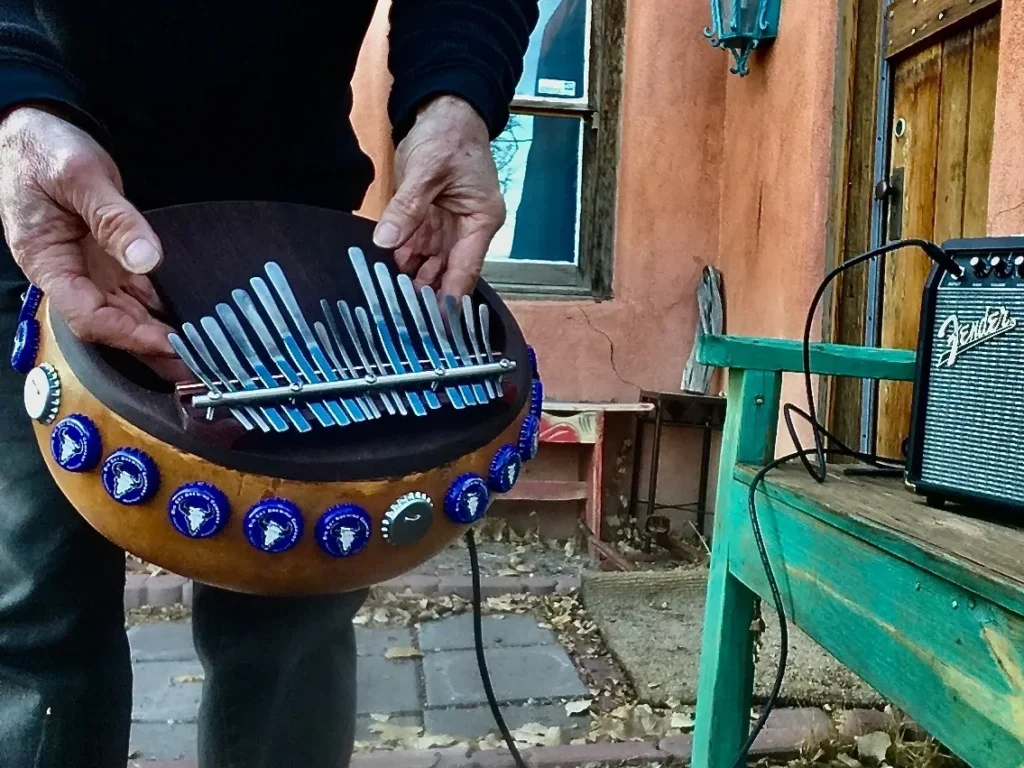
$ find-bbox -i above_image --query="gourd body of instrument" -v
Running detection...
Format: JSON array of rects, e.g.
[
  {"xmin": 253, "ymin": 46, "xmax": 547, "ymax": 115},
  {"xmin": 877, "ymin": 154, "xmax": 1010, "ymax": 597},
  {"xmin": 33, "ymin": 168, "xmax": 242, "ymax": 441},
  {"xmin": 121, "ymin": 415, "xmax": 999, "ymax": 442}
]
[{"xmin": 13, "ymin": 201, "xmax": 540, "ymax": 596}]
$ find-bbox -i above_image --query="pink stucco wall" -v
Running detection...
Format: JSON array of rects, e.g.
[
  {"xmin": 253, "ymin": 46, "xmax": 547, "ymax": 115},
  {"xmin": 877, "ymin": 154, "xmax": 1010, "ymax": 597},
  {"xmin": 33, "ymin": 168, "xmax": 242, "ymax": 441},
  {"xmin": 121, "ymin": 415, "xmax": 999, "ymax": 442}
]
[{"xmin": 988, "ymin": 0, "xmax": 1024, "ymax": 235}]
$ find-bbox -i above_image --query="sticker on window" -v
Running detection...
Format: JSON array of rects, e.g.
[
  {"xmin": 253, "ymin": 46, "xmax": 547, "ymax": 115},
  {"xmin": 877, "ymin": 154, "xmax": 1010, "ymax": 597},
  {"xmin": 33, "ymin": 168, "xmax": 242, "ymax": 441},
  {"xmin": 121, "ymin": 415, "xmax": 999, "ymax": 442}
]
[{"xmin": 537, "ymin": 78, "xmax": 578, "ymax": 98}]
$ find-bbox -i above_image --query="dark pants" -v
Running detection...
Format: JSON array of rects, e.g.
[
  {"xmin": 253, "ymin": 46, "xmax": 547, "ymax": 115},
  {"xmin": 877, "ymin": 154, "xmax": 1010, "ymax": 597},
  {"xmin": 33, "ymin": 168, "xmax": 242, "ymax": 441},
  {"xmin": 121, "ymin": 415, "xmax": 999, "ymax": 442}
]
[{"xmin": 0, "ymin": 267, "xmax": 367, "ymax": 768}]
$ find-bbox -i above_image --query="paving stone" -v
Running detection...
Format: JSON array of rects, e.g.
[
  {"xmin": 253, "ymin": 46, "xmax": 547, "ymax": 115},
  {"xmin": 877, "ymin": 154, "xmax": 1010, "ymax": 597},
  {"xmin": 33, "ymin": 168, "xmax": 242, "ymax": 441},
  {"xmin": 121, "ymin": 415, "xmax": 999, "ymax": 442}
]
[
  {"xmin": 523, "ymin": 577, "xmax": 558, "ymax": 595},
  {"xmin": 528, "ymin": 740, "xmax": 663, "ymax": 766},
  {"xmin": 833, "ymin": 707, "xmax": 892, "ymax": 738},
  {"xmin": 182, "ymin": 579, "xmax": 194, "ymax": 608},
  {"xmin": 357, "ymin": 626, "xmax": 415, "ymax": 656},
  {"xmin": 749, "ymin": 707, "xmax": 835, "ymax": 756},
  {"xmin": 351, "ymin": 746, "xmax": 470, "ymax": 768},
  {"xmin": 437, "ymin": 577, "xmax": 527, "ymax": 599},
  {"xmin": 658, "ymin": 732, "xmax": 694, "ymax": 758},
  {"xmin": 146, "ymin": 574, "xmax": 186, "ymax": 606},
  {"xmin": 129, "ymin": 722, "xmax": 198, "ymax": 761},
  {"xmin": 419, "ymin": 614, "xmax": 557, "ymax": 652},
  {"xmin": 379, "ymin": 575, "xmax": 441, "ymax": 595},
  {"xmin": 554, "ymin": 577, "xmax": 579, "ymax": 595},
  {"xmin": 125, "ymin": 574, "xmax": 148, "ymax": 610},
  {"xmin": 424, "ymin": 646, "xmax": 587, "ymax": 707},
  {"xmin": 129, "ymin": 622, "xmax": 197, "ymax": 662},
  {"xmin": 132, "ymin": 660, "xmax": 204, "ymax": 723},
  {"xmin": 356, "ymin": 653, "xmax": 423, "ymax": 715},
  {"xmin": 424, "ymin": 703, "xmax": 588, "ymax": 740},
  {"xmin": 355, "ymin": 714, "xmax": 423, "ymax": 742}
]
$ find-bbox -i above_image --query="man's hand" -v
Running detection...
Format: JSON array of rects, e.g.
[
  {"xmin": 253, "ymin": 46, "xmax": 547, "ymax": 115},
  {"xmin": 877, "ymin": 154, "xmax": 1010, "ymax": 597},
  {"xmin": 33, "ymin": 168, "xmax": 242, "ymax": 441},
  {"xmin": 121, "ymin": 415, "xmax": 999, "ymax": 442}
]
[
  {"xmin": 0, "ymin": 106, "xmax": 185, "ymax": 380},
  {"xmin": 374, "ymin": 96, "xmax": 505, "ymax": 298}
]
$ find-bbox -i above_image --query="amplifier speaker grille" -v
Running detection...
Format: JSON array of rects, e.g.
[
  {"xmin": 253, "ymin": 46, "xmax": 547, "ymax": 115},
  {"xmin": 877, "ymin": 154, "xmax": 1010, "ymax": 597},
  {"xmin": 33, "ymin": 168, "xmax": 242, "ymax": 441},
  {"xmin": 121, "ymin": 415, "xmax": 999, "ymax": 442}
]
[{"xmin": 919, "ymin": 285, "xmax": 1024, "ymax": 503}]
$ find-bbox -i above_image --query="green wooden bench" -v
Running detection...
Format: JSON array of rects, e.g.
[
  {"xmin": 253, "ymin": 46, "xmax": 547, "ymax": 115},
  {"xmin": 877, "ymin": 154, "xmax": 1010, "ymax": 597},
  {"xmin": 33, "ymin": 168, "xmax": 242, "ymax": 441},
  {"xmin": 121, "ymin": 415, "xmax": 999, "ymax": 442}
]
[{"xmin": 690, "ymin": 335, "xmax": 1024, "ymax": 767}]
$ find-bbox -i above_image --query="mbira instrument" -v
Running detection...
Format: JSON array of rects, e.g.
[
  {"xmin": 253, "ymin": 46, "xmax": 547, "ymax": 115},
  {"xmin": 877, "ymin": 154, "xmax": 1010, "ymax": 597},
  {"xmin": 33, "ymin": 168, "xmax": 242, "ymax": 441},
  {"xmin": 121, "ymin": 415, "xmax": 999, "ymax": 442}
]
[{"xmin": 11, "ymin": 201, "xmax": 541, "ymax": 595}]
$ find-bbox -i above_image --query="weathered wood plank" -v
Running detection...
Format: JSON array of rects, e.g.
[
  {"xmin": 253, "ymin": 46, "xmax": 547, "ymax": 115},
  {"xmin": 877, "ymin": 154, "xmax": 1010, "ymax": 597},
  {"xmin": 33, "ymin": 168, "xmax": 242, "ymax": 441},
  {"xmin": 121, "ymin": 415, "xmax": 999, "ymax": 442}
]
[
  {"xmin": 878, "ymin": 44, "xmax": 943, "ymax": 459},
  {"xmin": 963, "ymin": 13, "xmax": 1000, "ymax": 237},
  {"xmin": 696, "ymin": 335, "xmax": 916, "ymax": 381},
  {"xmin": 828, "ymin": 0, "xmax": 885, "ymax": 452},
  {"xmin": 735, "ymin": 464, "xmax": 1024, "ymax": 616},
  {"xmin": 933, "ymin": 28, "xmax": 973, "ymax": 242},
  {"xmin": 692, "ymin": 368, "xmax": 780, "ymax": 768},
  {"xmin": 886, "ymin": 0, "xmax": 999, "ymax": 59},
  {"xmin": 722, "ymin": 478, "xmax": 1024, "ymax": 765}
]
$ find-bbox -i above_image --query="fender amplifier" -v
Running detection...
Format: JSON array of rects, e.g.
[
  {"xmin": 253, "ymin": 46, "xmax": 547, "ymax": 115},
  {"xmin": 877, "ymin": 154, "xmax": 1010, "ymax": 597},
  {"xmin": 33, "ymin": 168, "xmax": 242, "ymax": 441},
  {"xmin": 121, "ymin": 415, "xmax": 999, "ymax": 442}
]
[{"xmin": 906, "ymin": 236, "xmax": 1024, "ymax": 511}]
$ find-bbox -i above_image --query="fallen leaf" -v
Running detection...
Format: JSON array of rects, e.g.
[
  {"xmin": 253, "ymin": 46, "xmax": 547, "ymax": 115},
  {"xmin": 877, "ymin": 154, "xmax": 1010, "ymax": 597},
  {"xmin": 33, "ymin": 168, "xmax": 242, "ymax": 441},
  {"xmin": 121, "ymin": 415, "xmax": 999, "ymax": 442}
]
[
  {"xmin": 670, "ymin": 712, "xmax": 695, "ymax": 730},
  {"xmin": 369, "ymin": 713, "xmax": 390, "ymax": 723},
  {"xmin": 511, "ymin": 722, "xmax": 563, "ymax": 747},
  {"xmin": 414, "ymin": 733, "xmax": 458, "ymax": 749},
  {"xmin": 565, "ymin": 699, "xmax": 593, "ymax": 716},
  {"xmin": 855, "ymin": 731, "xmax": 892, "ymax": 763},
  {"xmin": 837, "ymin": 755, "xmax": 863, "ymax": 767},
  {"xmin": 171, "ymin": 674, "xmax": 204, "ymax": 685},
  {"xmin": 384, "ymin": 646, "xmax": 423, "ymax": 659}
]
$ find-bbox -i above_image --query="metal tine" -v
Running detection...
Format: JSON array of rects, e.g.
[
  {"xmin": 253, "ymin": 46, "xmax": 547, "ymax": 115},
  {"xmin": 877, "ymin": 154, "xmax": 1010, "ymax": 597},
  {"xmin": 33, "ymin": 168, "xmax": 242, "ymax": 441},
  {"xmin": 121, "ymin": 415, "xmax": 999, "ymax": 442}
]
[
  {"xmin": 442, "ymin": 294, "xmax": 489, "ymax": 405},
  {"xmin": 199, "ymin": 316, "xmax": 290, "ymax": 433},
  {"xmin": 231, "ymin": 288, "xmax": 335, "ymax": 429},
  {"xmin": 336, "ymin": 300, "xmax": 400, "ymax": 417},
  {"xmin": 396, "ymin": 274, "xmax": 466, "ymax": 410},
  {"xmin": 478, "ymin": 304, "xmax": 503, "ymax": 396},
  {"xmin": 318, "ymin": 300, "xmax": 380, "ymax": 420},
  {"xmin": 264, "ymin": 262, "xmax": 365, "ymax": 424},
  {"xmin": 373, "ymin": 262, "xmax": 441, "ymax": 410},
  {"xmin": 462, "ymin": 294, "xmax": 496, "ymax": 400},
  {"xmin": 314, "ymin": 321, "xmax": 379, "ymax": 420},
  {"xmin": 168, "ymin": 332, "xmax": 257, "ymax": 431},
  {"xmin": 251, "ymin": 276, "xmax": 350, "ymax": 427},
  {"xmin": 355, "ymin": 305, "xmax": 412, "ymax": 416},
  {"xmin": 181, "ymin": 323, "xmax": 269, "ymax": 432},
  {"xmin": 420, "ymin": 285, "xmax": 478, "ymax": 406},
  {"xmin": 215, "ymin": 303, "xmax": 312, "ymax": 433},
  {"xmin": 348, "ymin": 247, "xmax": 427, "ymax": 417}
]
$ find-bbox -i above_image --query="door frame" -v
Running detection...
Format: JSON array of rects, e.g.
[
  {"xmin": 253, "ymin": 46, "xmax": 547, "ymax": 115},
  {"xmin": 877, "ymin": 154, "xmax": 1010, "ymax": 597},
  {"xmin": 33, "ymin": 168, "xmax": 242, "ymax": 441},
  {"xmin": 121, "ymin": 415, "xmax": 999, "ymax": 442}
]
[{"xmin": 824, "ymin": 0, "xmax": 1001, "ymax": 455}]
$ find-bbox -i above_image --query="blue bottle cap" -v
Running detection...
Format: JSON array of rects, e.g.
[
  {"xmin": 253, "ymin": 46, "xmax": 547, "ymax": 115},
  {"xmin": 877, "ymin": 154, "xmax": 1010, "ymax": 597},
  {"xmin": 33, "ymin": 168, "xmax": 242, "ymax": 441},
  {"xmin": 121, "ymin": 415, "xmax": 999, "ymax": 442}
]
[
  {"xmin": 445, "ymin": 473, "xmax": 490, "ymax": 524},
  {"xmin": 101, "ymin": 448, "xmax": 160, "ymax": 505},
  {"xmin": 11, "ymin": 318, "xmax": 40, "ymax": 374},
  {"xmin": 18, "ymin": 284, "xmax": 42, "ymax": 324},
  {"xmin": 526, "ymin": 345, "xmax": 539, "ymax": 377},
  {"xmin": 518, "ymin": 414, "xmax": 541, "ymax": 462},
  {"xmin": 315, "ymin": 504, "xmax": 372, "ymax": 558},
  {"xmin": 50, "ymin": 414, "xmax": 103, "ymax": 472},
  {"xmin": 530, "ymin": 379, "xmax": 544, "ymax": 419},
  {"xmin": 244, "ymin": 498, "xmax": 303, "ymax": 553},
  {"xmin": 168, "ymin": 482, "xmax": 230, "ymax": 539},
  {"xmin": 488, "ymin": 444, "xmax": 522, "ymax": 493}
]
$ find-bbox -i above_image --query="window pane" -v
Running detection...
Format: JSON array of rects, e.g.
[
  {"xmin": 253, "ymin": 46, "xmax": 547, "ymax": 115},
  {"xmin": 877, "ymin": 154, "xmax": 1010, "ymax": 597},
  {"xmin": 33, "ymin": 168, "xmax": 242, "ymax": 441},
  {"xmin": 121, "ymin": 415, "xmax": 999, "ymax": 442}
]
[
  {"xmin": 487, "ymin": 114, "xmax": 583, "ymax": 266},
  {"xmin": 516, "ymin": 0, "xmax": 590, "ymax": 101}
]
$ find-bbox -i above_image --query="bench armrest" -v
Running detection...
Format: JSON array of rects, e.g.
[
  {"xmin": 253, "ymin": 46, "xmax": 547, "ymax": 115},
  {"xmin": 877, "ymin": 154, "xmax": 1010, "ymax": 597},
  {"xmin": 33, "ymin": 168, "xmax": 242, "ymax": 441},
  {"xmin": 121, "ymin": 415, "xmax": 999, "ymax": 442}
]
[{"xmin": 696, "ymin": 335, "xmax": 916, "ymax": 382}]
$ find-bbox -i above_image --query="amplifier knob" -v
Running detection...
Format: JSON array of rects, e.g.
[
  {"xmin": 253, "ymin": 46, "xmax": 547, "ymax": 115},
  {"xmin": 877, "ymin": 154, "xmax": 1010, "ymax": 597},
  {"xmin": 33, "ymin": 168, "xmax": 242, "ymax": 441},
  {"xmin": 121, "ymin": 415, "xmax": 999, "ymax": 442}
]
[
  {"xmin": 970, "ymin": 256, "xmax": 990, "ymax": 278},
  {"xmin": 991, "ymin": 255, "xmax": 1013, "ymax": 279},
  {"xmin": 1014, "ymin": 255, "xmax": 1024, "ymax": 278}
]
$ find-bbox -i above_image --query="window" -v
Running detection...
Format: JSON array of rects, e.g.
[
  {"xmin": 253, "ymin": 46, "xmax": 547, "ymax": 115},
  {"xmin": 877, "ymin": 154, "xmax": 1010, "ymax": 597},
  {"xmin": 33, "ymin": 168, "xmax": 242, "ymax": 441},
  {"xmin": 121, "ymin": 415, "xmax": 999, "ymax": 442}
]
[{"xmin": 482, "ymin": 0, "xmax": 625, "ymax": 298}]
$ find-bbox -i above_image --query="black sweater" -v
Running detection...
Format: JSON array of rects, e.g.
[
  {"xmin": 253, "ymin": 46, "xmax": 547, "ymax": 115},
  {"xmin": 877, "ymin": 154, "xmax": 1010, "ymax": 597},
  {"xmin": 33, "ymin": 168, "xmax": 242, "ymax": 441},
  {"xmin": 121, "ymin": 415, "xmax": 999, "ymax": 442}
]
[{"xmin": 0, "ymin": 1, "xmax": 538, "ymax": 214}]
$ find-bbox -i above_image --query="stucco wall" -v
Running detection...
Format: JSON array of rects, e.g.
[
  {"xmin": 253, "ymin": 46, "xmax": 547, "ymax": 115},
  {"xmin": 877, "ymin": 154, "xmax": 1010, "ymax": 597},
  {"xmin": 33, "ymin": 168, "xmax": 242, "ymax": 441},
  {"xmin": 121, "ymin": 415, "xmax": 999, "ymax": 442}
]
[{"xmin": 988, "ymin": 0, "xmax": 1024, "ymax": 235}]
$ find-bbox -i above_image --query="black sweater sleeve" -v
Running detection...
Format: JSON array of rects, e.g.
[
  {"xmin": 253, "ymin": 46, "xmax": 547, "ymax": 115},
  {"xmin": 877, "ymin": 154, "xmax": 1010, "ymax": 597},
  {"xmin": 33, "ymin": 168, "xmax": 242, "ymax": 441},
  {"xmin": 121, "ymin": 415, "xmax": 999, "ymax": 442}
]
[
  {"xmin": 387, "ymin": 0, "xmax": 539, "ymax": 143},
  {"xmin": 0, "ymin": 0, "xmax": 103, "ymax": 138}
]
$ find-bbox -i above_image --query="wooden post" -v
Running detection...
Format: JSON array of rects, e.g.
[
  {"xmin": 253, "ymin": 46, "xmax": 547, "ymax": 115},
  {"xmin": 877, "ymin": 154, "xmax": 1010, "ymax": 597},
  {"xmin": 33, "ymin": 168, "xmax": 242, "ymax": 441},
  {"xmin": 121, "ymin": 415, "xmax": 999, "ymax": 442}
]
[{"xmin": 691, "ymin": 367, "xmax": 782, "ymax": 768}]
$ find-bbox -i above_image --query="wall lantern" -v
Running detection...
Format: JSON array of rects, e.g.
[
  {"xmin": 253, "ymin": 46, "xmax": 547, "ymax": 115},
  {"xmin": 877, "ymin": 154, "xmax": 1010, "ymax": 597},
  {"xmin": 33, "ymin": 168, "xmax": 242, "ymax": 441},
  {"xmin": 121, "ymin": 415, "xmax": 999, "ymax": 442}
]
[{"xmin": 703, "ymin": 0, "xmax": 781, "ymax": 77}]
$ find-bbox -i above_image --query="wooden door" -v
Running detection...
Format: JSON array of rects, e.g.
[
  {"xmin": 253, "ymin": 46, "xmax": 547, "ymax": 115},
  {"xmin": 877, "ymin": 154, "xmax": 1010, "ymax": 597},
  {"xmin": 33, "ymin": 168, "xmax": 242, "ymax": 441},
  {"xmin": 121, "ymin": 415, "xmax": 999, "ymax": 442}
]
[{"xmin": 874, "ymin": 1, "xmax": 1000, "ymax": 460}]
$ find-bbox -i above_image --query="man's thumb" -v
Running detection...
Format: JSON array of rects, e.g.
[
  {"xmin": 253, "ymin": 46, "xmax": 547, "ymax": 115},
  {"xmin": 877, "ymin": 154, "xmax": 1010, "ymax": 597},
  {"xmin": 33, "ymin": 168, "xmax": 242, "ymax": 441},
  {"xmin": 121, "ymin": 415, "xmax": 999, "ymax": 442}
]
[
  {"xmin": 79, "ymin": 175, "xmax": 163, "ymax": 274},
  {"xmin": 374, "ymin": 175, "xmax": 433, "ymax": 250}
]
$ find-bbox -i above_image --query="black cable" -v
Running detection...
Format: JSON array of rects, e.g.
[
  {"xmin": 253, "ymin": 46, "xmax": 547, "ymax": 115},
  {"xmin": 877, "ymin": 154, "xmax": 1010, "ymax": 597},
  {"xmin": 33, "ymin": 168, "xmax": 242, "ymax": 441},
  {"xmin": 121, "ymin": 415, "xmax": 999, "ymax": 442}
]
[
  {"xmin": 728, "ymin": 238, "xmax": 958, "ymax": 768},
  {"xmin": 466, "ymin": 528, "xmax": 527, "ymax": 768}
]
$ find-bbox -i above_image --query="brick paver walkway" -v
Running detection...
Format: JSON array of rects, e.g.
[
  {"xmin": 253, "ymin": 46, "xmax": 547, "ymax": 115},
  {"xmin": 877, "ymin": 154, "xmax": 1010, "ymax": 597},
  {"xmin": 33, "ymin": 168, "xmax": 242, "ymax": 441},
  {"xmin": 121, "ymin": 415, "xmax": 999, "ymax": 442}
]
[{"xmin": 128, "ymin": 614, "xmax": 589, "ymax": 761}]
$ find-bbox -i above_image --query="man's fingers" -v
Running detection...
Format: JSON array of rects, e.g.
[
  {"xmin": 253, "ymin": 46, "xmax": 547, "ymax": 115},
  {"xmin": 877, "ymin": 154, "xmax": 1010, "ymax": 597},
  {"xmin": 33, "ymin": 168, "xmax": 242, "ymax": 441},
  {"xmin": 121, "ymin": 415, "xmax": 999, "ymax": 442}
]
[
  {"xmin": 374, "ymin": 169, "xmax": 438, "ymax": 251},
  {"xmin": 74, "ymin": 172, "xmax": 164, "ymax": 275},
  {"xmin": 439, "ymin": 228, "xmax": 494, "ymax": 299}
]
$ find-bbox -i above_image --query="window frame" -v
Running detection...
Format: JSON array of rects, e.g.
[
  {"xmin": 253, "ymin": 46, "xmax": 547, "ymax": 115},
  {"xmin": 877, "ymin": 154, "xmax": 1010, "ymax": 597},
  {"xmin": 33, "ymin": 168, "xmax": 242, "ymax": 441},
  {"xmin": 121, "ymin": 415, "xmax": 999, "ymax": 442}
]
[{"xmin": 481, "ymin": 0, "xmax": 626, "ymax": 301}]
